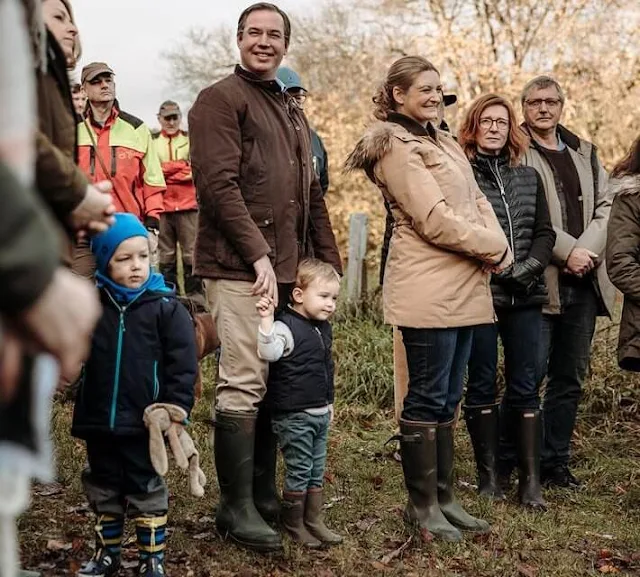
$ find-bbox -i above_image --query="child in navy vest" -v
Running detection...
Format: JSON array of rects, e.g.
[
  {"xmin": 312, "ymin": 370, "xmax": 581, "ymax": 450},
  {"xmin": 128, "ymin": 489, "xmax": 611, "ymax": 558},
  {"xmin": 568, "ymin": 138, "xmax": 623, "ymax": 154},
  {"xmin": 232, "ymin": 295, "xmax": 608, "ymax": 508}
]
[
  {"xmin": 72, "ymin": 213, "xmax": 198, "ymax": 577},
  {"xmin": 256, "ymin": 258, "xmax": 342, "ymax": 548}
]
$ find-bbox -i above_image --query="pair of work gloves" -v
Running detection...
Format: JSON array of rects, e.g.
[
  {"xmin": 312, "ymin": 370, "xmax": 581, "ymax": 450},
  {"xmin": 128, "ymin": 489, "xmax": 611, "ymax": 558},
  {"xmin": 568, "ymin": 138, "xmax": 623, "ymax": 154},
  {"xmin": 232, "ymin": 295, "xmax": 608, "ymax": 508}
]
[{"xmin": 143, "ymin": 403, "xmax": 206, "ymax": 498}]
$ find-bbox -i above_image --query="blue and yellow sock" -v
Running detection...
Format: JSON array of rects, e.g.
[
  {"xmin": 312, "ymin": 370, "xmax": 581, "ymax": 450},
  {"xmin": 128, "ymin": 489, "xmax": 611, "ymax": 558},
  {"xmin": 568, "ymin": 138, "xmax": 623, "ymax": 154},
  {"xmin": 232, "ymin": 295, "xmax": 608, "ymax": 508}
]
[
  {"xmin": 135, "ymin": 515, "xmax": 167, "ymax": 562},
  {"xmin": 95, "ymin": 514, "xmax": 124, "ymax": 557}
]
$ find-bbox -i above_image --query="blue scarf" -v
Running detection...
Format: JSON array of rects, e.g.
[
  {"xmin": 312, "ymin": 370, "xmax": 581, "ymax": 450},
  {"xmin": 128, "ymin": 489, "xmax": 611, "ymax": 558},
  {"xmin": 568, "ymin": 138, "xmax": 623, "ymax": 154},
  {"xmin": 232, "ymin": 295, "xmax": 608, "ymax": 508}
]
[{"xmin": 95, "ymin": 271, "xmax": 173, "ymax": 305}]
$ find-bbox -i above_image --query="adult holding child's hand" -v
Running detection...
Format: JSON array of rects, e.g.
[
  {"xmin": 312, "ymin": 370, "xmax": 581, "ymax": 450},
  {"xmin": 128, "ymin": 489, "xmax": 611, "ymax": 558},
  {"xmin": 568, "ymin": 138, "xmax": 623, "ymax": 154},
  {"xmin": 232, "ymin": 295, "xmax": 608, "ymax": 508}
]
[{"xmin": 188, "ymin": 2, "xmax": 342, "ymax": 553}]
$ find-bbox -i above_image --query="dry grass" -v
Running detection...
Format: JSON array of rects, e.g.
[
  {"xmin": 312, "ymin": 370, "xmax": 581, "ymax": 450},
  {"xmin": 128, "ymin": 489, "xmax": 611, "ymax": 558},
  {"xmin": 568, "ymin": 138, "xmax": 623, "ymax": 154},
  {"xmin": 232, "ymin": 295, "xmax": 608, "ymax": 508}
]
[{"xmin": 18, "ymin": 301, "xmax": 640, "ymax": 576}]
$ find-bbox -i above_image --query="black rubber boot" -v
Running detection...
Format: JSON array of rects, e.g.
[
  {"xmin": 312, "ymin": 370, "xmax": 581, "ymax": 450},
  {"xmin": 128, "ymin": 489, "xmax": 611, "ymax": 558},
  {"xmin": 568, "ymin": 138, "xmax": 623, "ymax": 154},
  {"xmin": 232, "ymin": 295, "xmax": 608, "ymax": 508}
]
[
  {"xmin": 137, "ymin": 557, "xmax": 165, "ymax": 577},
  {"xmin": 398, "ymin": 419, "xmax": 462, "ymax": 542},
  {"xmin": 76, "ymin": 550, "xmax": 120, "ymax": 577},
  {"xmin": 253, "ymin": 407, "xmax": 281, "ymax": 524},
  {"xmin": 464, "ymin": 404, "xmax": 505, "ymax": 500},
  {"xmin": 437, "ymin": 420, "xmax": 490, "ymax": 533},
  {"xmin": 214, "ymin": 411, "xmax": 283, "ymax": 552},
  {"xmin": 76, "ymin": 515, "xmax": 123, "ymax": 577},
  {"xmin": 497, "ymin": 403, "xmax": 517, "ymax": 492},
  {"xmin": 516, "ymin": 409, "xmax": 547, "ymax": 510}
]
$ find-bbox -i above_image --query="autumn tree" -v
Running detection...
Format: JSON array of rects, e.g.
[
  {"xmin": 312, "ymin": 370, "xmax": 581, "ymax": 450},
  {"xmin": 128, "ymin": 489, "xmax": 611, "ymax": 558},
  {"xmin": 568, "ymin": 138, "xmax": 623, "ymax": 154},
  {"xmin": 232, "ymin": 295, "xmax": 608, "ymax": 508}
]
[{"xmin": 164, "ymin": 0, "xmax": 640, "ymax": 266}]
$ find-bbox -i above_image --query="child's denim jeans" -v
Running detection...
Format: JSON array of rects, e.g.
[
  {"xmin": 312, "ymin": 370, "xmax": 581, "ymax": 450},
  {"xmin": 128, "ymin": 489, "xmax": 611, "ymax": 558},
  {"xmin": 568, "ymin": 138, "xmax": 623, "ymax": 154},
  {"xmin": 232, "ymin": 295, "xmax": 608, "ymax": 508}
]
[{"xmin": 271, "ymin": 411, "xmax": 330, "ymax": 493}]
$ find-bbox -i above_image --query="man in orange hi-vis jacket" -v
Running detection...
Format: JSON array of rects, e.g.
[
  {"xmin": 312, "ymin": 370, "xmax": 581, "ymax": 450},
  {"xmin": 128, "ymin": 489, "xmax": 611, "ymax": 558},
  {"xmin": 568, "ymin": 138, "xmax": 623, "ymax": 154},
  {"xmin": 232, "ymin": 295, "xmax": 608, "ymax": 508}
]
[
  {"xmin": 76, "ymin": 62, "xmax": 166, "ymax": 274},
  {"xmin": 153, "ymin": 100, "xmax": 205, "ymax": 309}
]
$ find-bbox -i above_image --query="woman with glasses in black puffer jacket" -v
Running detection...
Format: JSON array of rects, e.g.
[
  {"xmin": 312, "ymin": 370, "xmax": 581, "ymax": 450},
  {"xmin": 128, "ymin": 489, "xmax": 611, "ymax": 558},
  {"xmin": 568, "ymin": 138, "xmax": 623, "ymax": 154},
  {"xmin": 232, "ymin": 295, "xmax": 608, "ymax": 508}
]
[{"xmin": 458, "ymin": 94, "xmax": 555, "ymax": 510}]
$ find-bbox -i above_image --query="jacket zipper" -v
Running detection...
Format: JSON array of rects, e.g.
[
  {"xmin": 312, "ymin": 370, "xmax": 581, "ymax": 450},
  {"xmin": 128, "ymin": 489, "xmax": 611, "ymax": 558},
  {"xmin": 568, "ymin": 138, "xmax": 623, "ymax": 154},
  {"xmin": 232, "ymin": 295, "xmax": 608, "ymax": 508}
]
[
  {"xmin": 105, "ymin": 291, "xmax": 144, "ymax": 431},
  {"xmin": 110, "ymin": 310, "xmax": 126, "ymax": 430},
  {"xmin": 314, "ymin": 326, "xmax": 330, "ymax": 392},
  {"xmin": 153, "ymin": 360, "xmax": 159, "ymax": 400},
  {"xmin": 489, "ymin": 159, "xmax": 515, "ymax": 306}
]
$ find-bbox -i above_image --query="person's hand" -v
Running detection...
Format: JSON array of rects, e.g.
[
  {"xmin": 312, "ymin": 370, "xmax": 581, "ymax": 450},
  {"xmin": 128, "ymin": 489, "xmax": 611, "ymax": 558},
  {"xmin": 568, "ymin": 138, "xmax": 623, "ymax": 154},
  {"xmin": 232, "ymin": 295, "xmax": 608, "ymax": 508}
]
[
  {"xmin": 507, "ymin": 257, "xmax": 545, "ymax": 296},
  {"xmin": 144, "ymin": 216, "xmax": 160, "ymax": 234},
  {"xmin": 0, "ymin": 328, "xmax": 23, "ymax": 403},
  {"xmin": 11, "ymin": 268, "xmax": 101, "ymax": 379},
  {"xmin": 328, "ymin": 404, "xmax": 335, "ymax": 424},
  {"xmin": 252, "ymin": 254, "xmax": 278, "ymax": 308},
  {"xmin": 255, "ymin": 295, "xmax": 275, "ymax": 318},
  {"xmin": 70, "ymin": 181, "xmax": 116, "ymax": 237},
  {"xmin": 483, "ymin": 253, "xmax": 512, "ymax": 274},
  {"xmin": 565, "ymin": 248, "xmax": 597, "ymax": 277}
]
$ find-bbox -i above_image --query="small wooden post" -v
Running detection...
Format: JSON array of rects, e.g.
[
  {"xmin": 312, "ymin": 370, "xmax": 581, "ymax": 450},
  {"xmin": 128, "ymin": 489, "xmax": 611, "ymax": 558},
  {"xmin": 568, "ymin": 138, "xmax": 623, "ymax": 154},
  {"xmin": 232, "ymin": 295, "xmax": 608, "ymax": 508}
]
[{"xmin": 346, "ymin": 212, "xmax": 368, "ymax": 302}]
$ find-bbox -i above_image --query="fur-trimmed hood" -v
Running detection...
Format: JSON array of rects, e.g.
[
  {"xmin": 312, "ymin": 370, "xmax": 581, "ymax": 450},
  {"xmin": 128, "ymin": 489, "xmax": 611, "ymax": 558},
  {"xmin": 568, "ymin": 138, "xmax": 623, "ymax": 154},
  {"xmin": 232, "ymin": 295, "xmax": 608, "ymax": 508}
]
[
  {"xmin": 609, "ymin": 174, "xmax": 640, "ymax": 197},
  {"xmin": 344, "ymin": 122, "xmax": 397, "ymax": 182},
  {"xmin": 345, "ymin": 115, "xmax": 443, "ymax": 182}
]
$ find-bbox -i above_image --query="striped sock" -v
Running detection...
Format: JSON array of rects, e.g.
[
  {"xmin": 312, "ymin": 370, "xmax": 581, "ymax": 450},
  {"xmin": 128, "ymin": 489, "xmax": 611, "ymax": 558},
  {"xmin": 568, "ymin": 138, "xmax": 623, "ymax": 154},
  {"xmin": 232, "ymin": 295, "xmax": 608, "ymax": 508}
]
[
  {"xmin": 95, "ymin": 515, "xmax": 124, "ymax": 557},
  {"xmin": 135, "ymin": 515, "xmax": 167, "ymax": 562}
]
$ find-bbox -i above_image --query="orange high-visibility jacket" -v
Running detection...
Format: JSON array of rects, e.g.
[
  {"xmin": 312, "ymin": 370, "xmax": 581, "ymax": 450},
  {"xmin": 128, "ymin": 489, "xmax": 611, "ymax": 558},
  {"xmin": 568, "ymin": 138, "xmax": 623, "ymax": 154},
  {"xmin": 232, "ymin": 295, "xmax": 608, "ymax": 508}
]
[
  {"xmin": 77, "ymin": 104, "xmax": 166, "ymax": 220},
  {"xmin": 154, "ymin": 130, "xmax": 197, "ymax": 212}
]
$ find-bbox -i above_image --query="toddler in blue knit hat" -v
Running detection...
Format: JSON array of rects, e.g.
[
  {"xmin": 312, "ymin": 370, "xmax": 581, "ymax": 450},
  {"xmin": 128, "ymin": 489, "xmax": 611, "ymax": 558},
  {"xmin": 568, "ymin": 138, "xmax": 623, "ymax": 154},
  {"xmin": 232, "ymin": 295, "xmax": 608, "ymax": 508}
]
[{"xmin": 72, "ymin": 214, "xmax": 198, "ymax": 577}]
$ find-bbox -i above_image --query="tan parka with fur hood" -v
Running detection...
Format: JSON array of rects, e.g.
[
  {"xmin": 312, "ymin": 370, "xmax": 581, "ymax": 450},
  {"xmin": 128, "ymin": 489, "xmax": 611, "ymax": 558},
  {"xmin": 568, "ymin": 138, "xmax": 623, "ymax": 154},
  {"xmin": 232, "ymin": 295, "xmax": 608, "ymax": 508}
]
[
  {"xmin": 606, "ymin": 175, "xmax": 640, "ymax": 371},
  {"xmin": 346, "ymin": 116, "xmax": 511, "ymax": 328}
]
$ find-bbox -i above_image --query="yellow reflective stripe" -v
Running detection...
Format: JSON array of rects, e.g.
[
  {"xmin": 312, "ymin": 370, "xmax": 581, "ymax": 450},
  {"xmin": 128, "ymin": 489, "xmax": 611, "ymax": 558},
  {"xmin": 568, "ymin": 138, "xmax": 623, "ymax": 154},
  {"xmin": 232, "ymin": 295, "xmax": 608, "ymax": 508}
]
[
  {"xmin": 156, "ymin": 133, "xmax": 190, "ymax": 163},
  {"xmin": 108, "ymin": 117, "xmax": 145, "ymax": 152},
  {"xmin": 77, "ymin": 117, "xmax": 148, "ymax": 154},
  {"xmin": 138, "ymin": 543, "xmax": 166, "ymax": 553},
  {"xmin": 77, "ymin": 120, "xmax": 97, "ymax": 146},
  {"xmin": 142, "ymin": 128, "xmax": 167, "ymax": 188},
  {"xmin": 135, "ymin": 515, "xmax": 168, "ymax": 528}
]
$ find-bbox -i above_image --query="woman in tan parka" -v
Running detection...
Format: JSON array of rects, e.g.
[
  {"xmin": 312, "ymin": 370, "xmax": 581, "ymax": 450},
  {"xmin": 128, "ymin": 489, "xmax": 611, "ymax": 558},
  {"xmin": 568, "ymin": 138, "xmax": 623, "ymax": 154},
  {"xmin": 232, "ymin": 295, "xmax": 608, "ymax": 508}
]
[{"xmin": 346, "ymin": 56, "xmax": 511, "ymax": 543}]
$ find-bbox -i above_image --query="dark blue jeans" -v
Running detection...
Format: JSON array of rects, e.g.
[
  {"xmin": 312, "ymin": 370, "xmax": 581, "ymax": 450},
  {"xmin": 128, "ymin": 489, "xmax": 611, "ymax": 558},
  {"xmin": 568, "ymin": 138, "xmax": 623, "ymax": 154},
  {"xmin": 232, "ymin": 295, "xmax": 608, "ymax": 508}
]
[
  {"xmin": 271, "ymin": 411, "xmax": 330, "ymax": 493},
  {"xmin": 400, "ymin": 327, "xmax": 473, "ymax": 423},
  {"xmin": 538, "ymin": 282, "xmax": 598, "ymax": 470},
  {"xmin": 466, "ymin": 306, "xmax": 543, "ymax": 410}
]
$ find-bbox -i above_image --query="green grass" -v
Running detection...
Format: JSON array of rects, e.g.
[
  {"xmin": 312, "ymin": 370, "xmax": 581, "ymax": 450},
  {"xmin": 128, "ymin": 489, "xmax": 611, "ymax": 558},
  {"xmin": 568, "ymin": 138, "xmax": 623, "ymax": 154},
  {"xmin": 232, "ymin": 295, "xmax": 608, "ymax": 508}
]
[{"xmin": 18, "ymin": 299, "xmax": 640, "ymax": 576}]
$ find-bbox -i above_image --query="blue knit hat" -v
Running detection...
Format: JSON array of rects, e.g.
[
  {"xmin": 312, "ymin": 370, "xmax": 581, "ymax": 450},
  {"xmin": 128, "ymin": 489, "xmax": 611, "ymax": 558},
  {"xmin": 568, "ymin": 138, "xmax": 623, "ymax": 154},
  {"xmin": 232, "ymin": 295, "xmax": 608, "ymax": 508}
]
[{"xmin": 91, "ymin": 213, "xmax": 148, "ymax": 274}]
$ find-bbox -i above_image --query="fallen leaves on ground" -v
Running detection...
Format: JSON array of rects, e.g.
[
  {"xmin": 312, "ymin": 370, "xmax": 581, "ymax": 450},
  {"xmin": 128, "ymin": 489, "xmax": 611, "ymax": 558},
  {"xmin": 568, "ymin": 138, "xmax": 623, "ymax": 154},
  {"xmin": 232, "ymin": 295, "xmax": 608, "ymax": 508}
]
[{"xmin": 379, "ymin": 535, "xmax": 412, "ymax": 565}]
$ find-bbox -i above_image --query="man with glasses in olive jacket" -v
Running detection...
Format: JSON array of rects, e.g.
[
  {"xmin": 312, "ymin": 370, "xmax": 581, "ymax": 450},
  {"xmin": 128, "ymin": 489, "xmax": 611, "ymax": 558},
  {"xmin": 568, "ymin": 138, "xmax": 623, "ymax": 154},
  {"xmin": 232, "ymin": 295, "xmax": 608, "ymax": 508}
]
[{"xmin": 520, "ymin": 75, "xmax": 615, "ymax": 488}]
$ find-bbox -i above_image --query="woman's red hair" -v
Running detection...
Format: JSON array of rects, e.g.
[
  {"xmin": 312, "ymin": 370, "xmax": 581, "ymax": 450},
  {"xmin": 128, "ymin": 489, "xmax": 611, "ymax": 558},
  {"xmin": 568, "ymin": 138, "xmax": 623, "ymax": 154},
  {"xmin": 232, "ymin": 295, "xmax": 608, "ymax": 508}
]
[{"xmin": 458, "ymin": 94, "xmax": 529, "ymax": 166}]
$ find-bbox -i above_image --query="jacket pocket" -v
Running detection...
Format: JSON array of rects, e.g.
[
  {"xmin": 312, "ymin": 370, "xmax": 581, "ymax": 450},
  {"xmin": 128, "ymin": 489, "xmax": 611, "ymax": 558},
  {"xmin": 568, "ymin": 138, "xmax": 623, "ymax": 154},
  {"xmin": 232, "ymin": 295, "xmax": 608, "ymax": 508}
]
[
  {"xmin": 249, "ymin": 203, "xmax": 276, "ymax": 263},
  {"xmin": 214, "ymin": 203, "xmax": 276, "ymax": 270}
]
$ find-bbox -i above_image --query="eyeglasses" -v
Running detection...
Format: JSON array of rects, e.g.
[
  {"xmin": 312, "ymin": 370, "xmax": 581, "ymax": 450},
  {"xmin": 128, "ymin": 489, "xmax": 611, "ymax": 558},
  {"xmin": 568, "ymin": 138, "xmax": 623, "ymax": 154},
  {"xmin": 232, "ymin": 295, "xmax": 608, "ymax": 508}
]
[
  {"xmin": 479, "ymin": 117, "xmax": 509, "ymax": 131},
  {"xmin": 524, "ymin": 98, "xmax": 562, "ymax": 109},
  {"xmin": 289, "ymin": 91, "xmax": 307, "ymax": 106},
  {"xmin": 163, "ymin": 114, "xmax": 180, "ymax": 122}
]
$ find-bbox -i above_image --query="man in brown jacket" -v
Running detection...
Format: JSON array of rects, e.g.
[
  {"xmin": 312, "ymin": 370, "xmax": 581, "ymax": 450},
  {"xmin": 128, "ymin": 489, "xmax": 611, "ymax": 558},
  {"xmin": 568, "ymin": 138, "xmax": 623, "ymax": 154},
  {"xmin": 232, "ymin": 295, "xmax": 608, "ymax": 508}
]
[
  {"xmin": 188, "ymin": 2, "xmax": 341, "ymax": 553},
  {"xmin": 521, "ymin": 76, "xmax": 615, "ymax": 488}
]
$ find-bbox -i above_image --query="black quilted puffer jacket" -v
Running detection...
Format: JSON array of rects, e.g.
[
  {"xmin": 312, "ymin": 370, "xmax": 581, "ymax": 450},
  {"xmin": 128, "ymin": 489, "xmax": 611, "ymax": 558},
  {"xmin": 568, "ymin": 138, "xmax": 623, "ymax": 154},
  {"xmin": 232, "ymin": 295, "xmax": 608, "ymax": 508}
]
[{"xmin": 472, "ymin": 153, "xmax": 555, "ymax": 309}]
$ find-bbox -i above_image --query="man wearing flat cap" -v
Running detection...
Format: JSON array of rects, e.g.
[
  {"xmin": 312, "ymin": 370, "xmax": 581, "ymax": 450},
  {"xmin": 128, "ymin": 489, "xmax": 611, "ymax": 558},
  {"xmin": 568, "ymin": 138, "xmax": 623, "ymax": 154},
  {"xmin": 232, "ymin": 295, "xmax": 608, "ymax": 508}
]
[
  {"xmin": 153, "ymin": 101, "xmax": 205, "ymax": 308},
  {"xmin": 76, "ymin": 62, "xmax": 166, "ymax": 273}
]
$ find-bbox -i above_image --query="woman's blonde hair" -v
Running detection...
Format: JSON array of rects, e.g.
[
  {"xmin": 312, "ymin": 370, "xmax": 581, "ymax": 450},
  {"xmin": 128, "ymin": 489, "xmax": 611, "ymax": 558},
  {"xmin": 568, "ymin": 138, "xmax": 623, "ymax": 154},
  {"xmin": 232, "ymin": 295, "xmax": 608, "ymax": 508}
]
[
  {"xmin": 372, "ymin": 56, "xmax": 439, "ymax": 121},
  {"xmin": 295, "ymin": 258, "xmax": 341, "ymax": 291}
]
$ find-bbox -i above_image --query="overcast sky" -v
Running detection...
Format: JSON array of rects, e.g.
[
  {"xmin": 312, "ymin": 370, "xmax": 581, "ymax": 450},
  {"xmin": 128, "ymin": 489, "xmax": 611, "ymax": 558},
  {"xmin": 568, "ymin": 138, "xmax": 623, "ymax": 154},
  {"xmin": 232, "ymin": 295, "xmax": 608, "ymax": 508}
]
[{"xmin": 72, "ymin": 0, "xmax": 316, "ymax": 129}]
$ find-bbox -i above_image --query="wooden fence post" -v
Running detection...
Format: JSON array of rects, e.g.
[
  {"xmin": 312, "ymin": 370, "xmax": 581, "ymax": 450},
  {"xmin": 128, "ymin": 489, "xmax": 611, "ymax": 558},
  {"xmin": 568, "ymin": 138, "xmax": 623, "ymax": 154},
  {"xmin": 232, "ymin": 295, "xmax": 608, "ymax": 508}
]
[{"xmin": 346, "ymin": 212, "xmax": 368, "ymax": 301}]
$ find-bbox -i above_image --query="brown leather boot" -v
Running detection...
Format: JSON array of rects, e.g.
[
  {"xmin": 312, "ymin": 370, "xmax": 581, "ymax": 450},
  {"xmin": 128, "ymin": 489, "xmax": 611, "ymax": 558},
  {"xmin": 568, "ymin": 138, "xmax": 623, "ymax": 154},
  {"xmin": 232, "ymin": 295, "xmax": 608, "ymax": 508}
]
[
  {"xmin": 304, "ymin": 487, "xmax": 343, "ymax": 545},
  {"xmin": 281, "ymin": 491, "xmax": 322, "ymax": 548}
]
